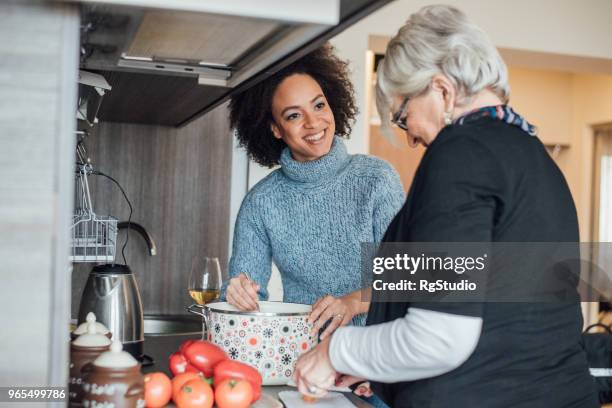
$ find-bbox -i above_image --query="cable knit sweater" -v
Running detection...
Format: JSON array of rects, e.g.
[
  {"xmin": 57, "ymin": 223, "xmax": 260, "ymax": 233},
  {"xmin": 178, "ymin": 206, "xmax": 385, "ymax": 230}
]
[{"xmin": 222, "ymin": 136, "xmax": 405, "ymax": 325}]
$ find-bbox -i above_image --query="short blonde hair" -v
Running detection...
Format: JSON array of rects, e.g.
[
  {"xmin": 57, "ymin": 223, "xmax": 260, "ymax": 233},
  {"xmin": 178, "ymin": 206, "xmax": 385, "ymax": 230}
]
[{"xmin": 376, "ymin": 5, "xmax": 509, "ymax": 134}]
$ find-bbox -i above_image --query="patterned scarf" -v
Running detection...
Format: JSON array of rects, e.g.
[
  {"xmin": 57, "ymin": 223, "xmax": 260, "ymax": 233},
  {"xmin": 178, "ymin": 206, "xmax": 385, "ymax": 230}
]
[{"xmin": 453, "ymin": 105, "xmax": 537, "ymax": 136}]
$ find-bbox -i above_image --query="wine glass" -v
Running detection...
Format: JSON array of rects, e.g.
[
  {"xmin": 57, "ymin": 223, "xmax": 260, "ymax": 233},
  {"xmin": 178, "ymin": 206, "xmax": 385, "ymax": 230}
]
[
  {"xmin": 188, "ymin": 256, "xmax": 222, "ymax": 306},
  {"xmin": 188, "ymin": 256, "xmax": 222, "ymax": 340}
]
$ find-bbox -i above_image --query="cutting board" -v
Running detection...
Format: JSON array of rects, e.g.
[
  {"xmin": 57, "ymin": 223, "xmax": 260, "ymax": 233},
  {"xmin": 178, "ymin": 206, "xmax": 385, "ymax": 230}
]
[
  {"xmin": 278, "ymin": 390, "xmax": 356, "ymax": 408},
  {"xmin": 252, "ymin": 393, "xmax": 283, "ymax": 408}
]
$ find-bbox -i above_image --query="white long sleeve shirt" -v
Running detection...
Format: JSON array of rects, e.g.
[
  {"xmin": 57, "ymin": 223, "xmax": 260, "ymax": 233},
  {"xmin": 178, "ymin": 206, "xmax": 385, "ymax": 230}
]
[{"xmin": 329, "ymin": 307, "xmax": 482, "ymax": 382}]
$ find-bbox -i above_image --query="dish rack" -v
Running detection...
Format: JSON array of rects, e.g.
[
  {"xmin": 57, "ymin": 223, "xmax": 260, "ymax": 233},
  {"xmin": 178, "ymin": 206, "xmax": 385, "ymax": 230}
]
[{"xmin": 70, "ymin": 144, "xmax": 117, "ymax": 262}]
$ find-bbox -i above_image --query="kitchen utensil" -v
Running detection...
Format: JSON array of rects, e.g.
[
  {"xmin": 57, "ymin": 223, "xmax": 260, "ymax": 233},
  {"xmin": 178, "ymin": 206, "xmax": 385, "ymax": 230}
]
[
  {"xmin": 286, "ymin": 378, "xmax": 352, "ymax": 393},
  {"xmin": 244, "ymin": 272, "xmax": 260, "ymax": 311},
  {"xmin": 278, "ymin": 391, "xmax": 355, "ymax": 408},
  {"xmin": 188, "ymin": 301, "xmax": 317, "ymax": 385},
  {"xmin": 77, "ymin": 263, "xmax": 144, "ymax": 359},
  {"xmin": 70, "ymin": 163, "xmax": 118, "ymax": 262}
]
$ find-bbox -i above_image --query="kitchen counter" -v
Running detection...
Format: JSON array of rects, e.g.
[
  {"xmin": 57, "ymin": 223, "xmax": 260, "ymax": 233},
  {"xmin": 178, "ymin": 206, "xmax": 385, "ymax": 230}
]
[{"xmin": 142, "ymin": 334, "xmax": 372, "ymax": 407}]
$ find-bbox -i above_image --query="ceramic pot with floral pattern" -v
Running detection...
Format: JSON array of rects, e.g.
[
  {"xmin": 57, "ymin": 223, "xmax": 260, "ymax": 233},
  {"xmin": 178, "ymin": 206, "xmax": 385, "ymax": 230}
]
[{"xmin": 190, "ymin": 301, "xmax": 317, "ymax": 385}]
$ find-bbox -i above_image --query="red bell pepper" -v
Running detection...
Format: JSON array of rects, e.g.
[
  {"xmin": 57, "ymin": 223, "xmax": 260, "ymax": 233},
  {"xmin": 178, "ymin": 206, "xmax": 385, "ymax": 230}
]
[
  {"xmin": 181, "ymin": 340, "xmax": 229, "ymax": 377},
  {"xmin": 179, "ymin": 339, "xmax": 196, "ymax": 354}
]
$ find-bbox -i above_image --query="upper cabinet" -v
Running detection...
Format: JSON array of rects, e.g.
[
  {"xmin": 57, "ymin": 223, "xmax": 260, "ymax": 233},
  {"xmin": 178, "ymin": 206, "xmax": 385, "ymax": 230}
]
[{"xmin": 68, "ymin": 0, "xmax": 393, "ymax": 126}]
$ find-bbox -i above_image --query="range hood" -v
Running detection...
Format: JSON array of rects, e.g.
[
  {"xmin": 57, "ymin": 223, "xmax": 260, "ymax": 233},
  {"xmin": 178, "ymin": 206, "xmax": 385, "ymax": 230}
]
[{"xmin": 69, "ymin": 0, "xmax": 393, "ymax": 126}]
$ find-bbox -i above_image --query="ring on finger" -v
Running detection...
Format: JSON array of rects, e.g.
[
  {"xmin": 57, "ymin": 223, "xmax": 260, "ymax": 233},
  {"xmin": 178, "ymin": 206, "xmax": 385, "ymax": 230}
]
[{"xmin": 334, "ymin": 313, "xmax": 344, "ymax": 320}]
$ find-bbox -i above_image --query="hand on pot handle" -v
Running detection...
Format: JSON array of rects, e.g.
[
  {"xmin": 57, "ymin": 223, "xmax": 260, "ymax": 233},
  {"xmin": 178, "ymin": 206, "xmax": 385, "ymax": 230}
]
[
  {"xmin": 226, "ymin": 273, "xmax": 260, "ymax": 311},
  {"xmin": 308, "ymin": 294, "xmax": 359, "ymax": 340}
]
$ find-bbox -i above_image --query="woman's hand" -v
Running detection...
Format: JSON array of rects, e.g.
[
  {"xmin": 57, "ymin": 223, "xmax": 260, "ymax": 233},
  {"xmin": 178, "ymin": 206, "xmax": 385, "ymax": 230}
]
[
  {"xmin": 225, "ymin": 273, "xmax": 260, "ymax": 311},
  {"xmin": 293, "ymin": 337, "xmax": 337, "ymax": 398},
  {"xmin": 308, "ymin": 293, "xmax": 361, "ymax": 340}
]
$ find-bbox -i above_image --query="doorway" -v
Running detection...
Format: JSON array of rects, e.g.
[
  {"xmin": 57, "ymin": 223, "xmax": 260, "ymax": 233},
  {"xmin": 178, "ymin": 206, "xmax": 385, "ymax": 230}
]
[
  {"xmin": 592, "ymin": 125, "xmax": 612, "ymax": 242},
  {"xmin": 591, "ymin": 125, "xmax": 612, "ymax": 325}
]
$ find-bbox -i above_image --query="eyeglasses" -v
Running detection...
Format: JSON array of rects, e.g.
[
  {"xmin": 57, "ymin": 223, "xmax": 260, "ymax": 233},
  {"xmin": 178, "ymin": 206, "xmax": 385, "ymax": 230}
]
[{"xmin": 391, "ymin": 97, "xmax": 410, "ymax": 130}]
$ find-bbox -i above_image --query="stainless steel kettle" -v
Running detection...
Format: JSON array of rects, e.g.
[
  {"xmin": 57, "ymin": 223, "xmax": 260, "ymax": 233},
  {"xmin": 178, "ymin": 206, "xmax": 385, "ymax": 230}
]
[{"xmin": 77, "ymin": 264, "xmax": 144, "ymax": 359}]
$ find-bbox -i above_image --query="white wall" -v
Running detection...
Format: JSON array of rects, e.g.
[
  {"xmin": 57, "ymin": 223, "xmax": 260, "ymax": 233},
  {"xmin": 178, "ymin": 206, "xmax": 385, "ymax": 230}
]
[{"xmin": 330, "ymin": 0, "xmax": 612, "ymax": 154}]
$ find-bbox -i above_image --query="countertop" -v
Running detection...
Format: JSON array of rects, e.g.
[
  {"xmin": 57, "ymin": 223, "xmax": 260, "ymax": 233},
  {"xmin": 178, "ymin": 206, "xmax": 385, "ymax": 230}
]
[{"xmin": 142, "ymin": 334, "xmax": 372, "ymax": 407}]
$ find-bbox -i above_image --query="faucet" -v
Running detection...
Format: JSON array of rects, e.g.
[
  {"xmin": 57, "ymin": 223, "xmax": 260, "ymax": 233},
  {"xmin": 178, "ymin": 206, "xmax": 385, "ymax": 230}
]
[{"xmin": 117, "ymin": 221, "xmax": 157, "ymax": 256}]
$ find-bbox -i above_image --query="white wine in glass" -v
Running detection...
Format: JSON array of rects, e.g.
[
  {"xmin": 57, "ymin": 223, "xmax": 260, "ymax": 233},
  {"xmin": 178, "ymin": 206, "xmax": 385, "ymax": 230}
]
[
  {"xmin": 188, "ymin": 256, "xmax": 221, "ymax": 305},
  {"xmin": 189, "ymin": 288, "xmax": 220, "ymax": 305}
]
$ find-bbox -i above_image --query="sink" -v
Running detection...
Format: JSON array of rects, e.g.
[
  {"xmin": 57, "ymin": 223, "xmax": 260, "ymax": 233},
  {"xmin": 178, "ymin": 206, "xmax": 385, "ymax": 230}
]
[{"xmin": 144, "ymin": 315, "xmax": 202, "ymax": 336}]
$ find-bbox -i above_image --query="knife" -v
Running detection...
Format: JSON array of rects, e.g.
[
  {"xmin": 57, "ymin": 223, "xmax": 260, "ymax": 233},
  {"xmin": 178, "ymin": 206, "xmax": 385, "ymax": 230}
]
[{"xmin": 286, "ymin": 378, "xmax": 352, "ymax": 393}]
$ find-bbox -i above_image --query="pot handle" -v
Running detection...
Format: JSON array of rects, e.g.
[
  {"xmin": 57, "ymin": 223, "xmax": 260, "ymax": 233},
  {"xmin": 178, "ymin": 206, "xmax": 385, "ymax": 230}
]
[
  {"xmin": 186, "ymin": 303, "xmax": 205, "ymax": 317},
  {"xmin": 186, "ymin": 304, "xmax": 209, "ymax": 334}
]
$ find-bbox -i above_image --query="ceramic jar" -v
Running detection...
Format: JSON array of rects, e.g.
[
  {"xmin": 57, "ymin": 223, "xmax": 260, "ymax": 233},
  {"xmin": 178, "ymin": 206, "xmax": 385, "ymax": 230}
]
[
  {"xmin": 82, "ymin": 340, "xmax": 144, "ymax": 408},
  {"xmin": 70, "ymin": 322, "xmax": 112, "ymax": 407}
]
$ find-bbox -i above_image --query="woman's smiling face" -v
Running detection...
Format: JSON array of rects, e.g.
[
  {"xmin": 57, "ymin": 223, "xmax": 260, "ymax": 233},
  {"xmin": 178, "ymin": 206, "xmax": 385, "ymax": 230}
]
[{"xmin": 270, "ymin": 74, "xmax": 336, "ymax": 162}]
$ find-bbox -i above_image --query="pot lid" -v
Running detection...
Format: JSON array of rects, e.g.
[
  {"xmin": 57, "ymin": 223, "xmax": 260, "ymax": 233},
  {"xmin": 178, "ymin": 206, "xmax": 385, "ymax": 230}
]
[
  {"xmin": 74, "ymin": 312, "xmax": 110, "ymax": 336},
  {"xmin": 92, "ymin": 264, "xmax": 132, "ymax": 274},
  {"xmin": 94, "ymin": 340, "xmax": 139, "ymax": 368},
  {"xmin": 72, "ymin": 322, "xmax": 112, "ymax": 348}
]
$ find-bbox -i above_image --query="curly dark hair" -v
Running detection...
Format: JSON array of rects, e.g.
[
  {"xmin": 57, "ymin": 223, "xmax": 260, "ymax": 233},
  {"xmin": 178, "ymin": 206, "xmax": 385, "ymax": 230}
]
[{"xmin": 229, "ymin": 43, "xmax": 358, "ymax": 168}]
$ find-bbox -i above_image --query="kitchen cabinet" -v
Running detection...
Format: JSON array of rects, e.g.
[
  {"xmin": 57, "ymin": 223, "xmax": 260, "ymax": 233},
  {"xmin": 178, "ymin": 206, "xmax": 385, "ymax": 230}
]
[
  {"xmin": 71, "ymin": 0, "xmax": 394, "ymax": 126},
  {"xmin": 0, "ymin": 0, "xmax": 79, "ymax": 389}
]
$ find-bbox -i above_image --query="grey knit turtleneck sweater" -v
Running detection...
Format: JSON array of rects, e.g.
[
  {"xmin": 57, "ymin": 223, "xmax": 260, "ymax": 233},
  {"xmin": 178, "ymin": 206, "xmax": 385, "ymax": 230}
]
[{"xmin": 223, "ymin": 136, "xmax": 405, "ymax": 325}]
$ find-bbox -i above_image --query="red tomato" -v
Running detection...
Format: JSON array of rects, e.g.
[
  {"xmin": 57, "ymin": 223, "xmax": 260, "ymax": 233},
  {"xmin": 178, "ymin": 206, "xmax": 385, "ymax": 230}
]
[
  {"xmin": 215, "ymin": 378, "xmax": 253, "ymax": 408},
  {"xmin": 171, "ymin": 372, "xmax": 205, "ymax": 401},
  {"xmin": 213, "ymin": 360, "xmax": 262, "ymax": 402},
  {"xmin": 169, "ymin": 351, "xmax": 199, "ymax": 376},
  {"xmin": 182, "ymin": 341, "xmax": 228, "ymax": 377},
  {"xmin": 144, "ymin": 372, "xmax": 172, "ymax": 408},
  {"xmin": 174, "ymin": 379, "xmax": 214, "ymax": 408}
]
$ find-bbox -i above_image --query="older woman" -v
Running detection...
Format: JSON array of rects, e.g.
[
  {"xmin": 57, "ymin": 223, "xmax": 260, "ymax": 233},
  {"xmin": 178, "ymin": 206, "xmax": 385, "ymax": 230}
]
[
  {"xmin": 294, "ymin": 6, "xmax": 598, "ymax": 407},
  {"xmin": 221, "ymin": 44, "xmax": 404, "ymax": 341}
]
